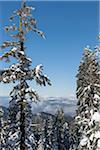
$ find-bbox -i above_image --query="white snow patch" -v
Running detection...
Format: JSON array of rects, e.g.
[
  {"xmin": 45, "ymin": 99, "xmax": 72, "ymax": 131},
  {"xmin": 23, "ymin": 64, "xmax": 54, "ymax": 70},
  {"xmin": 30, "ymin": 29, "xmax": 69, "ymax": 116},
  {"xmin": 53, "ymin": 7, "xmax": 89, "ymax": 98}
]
[
  {"xmin": 90, "ymin": 133, "xmax": 94, "ymax": 141},
  {"xmin": 18, "ymin": 51, "xmax": 24, "ymax": 55},
  {"xmin": 11, "ymin": 47, "xmax": 17, "ymax": 52},
  {"xmin": 80, "ymin": 136, "xmax": 88, "ymax": 146},
  {"xmin": 92, "ymin": 112, "xmax": 100, "ymax": 122},
  {"xmin": 35, "ymin": 64, "xmax": 43, "ymax": 75},
  {"xmin": 94, "ymin": 131, "xmax": 100, "ymax": 138},
  {"xmin": 94, "ymin": 94, "xmax": 100, "ymax": 99},
  {"xmin": 97, "ymin": 139, "xmax": 100, "ymax": 149},
  {"xmin": 27, "ymin": 58, "xmax": 32, "ymax": 62},
  {"xmin": 16, "ymin": 68, "xmax": 21, "ymax": 72}
]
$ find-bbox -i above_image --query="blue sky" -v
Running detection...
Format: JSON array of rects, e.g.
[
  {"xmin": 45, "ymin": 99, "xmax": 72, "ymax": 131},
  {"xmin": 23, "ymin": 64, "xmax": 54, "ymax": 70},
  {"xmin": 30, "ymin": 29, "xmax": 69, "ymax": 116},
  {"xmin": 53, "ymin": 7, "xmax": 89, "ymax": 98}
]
[{"xmin": 0, "ymin": 1, "xmax": 99, "ymax": 97}]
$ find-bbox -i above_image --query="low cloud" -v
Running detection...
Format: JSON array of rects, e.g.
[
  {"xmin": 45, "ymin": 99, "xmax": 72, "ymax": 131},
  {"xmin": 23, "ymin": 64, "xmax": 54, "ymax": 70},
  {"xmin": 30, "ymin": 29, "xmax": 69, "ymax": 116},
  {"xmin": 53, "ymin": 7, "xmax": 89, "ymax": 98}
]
[{"xmin": 0, "ymin": 96, "xmax": 77, "ymax": 116}]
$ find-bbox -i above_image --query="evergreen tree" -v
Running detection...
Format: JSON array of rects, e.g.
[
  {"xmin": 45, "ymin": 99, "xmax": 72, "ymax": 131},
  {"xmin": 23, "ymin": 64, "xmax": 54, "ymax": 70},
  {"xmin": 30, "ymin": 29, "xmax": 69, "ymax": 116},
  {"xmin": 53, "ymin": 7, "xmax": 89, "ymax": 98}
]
[
  {"xmin": 75, "ymin": 45, "xmax": 100, "ymax": 150},
  {"xmin": 36, "ymin": 111, "xmax": 71, "ymax": 150},
  {"xmin": 69, "ymin": 120, "xmax": 79, "ymax": 150},
  {"xmin": 43, "ymin": 116, "xmax": 53, "ymax": 150},
  {"xmin": 0, "ymin": 0, "xmax": 51, "ymax": 149},
  {"xmin": 51, "ymin": 108, "xmax": 70, "ymax": 150},
  {"xmin": 56, "ymin": 109, "xmax": 65, "ymax": 150},
  {"xmin": 37, "ymin": 116, "xmax": 53, "ymax": 150},
  {"xmin": 34, "ymin": 114, "xmax": 44, "ymax": 150},
  {"xmin": 63, "ymin": 122, "xmax": 70, "ymax": 150},
  {"xmin": 0, "ymin": 106, "xmax": 7, "ymax": 149}
]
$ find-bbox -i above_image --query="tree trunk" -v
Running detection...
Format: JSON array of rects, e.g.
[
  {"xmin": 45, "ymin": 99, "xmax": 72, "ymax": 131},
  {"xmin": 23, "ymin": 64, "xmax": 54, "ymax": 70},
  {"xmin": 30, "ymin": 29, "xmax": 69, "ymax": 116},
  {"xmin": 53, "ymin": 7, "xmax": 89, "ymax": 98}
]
[
  {"xmin": 20, "ymin": 41, "xmax": 26, "ymax": 150},
  {"xmin": 20, "ymin": 101, "xmax": 25, "ymax": 150}
]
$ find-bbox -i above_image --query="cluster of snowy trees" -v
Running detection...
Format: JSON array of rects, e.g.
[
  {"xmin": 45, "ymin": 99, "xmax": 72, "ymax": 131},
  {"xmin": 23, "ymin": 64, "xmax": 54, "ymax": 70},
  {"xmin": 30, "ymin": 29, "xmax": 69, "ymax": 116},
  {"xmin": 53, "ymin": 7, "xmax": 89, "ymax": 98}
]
[
  {"xmin": 0, "ymin": 106, "xmax": 71, "ymax": 150},
  {"xmin": 32, "ymin": 109, "xmax": 70, "ymax": 150},
  {"xmin": 0, "ymin": 0, "xmax": 100, "ymax": 149}
]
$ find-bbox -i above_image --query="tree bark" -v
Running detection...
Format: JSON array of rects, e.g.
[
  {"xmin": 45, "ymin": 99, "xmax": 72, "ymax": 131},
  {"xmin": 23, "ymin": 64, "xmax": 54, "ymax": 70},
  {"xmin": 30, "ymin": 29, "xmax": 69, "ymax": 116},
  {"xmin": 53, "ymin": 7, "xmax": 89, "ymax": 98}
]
[{"xmin": 20, "ymin": 41, "xmax": 26, "ymax": 150}]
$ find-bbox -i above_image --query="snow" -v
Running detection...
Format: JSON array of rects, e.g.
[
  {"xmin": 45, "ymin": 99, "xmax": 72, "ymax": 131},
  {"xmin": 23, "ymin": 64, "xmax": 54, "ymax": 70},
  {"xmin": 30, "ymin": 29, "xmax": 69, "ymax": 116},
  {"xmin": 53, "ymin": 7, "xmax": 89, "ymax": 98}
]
[
  {"xmin": 27, "ymin": 57, "xmax": 32, "ymax": 62},
  {"xmin": 89, "ymin": 133, "xmax": 94, "ymax": 141},
  {"xmin": 9, "ymin": 131, "xmax": 20, "ymax": 141},
  {"xmin": 94, "ymin": 131, "xmax": 100, "ymax": 138},
  {"xmin": 3, "ymin": 77, "xmax": 8, "ymax": 82},
  {"xmin": 78, "ymin": 85, "xmax": 90, "ymax": 99},
  {"xmin": 85, "ymin": 110, "xmax": 89, "ymax": 114},
  {"xmin": 11, "ymin": 64, "xmax": 15, "ymax": 69},
  {"xmin": 97, "ymin": 71, "xmax": 100, "ymax": 74},
  {"xmin": 29, "ymin": 7, "xmax": 35, "ymax": 10},
  {"xmin": 11, "ymin": 64, "xmax": 20, "ymax": 69},
  {"xmin": 90, "ymin": 109, "xmax": 94, "ymax": 116},
  {"xmin": 75, "ymin": 115, "xmax": 81, "ymax": 120},
  {"xmin": 18, "ymin": 51, "xmax": 24, "ymax": 55},
  {"xmin": 11, "ymin": 47, "xmax": 17, "ymax": 52},
  {"xmin": 21, "ymin": 12, "xmax": 27, "ymax": 18},
  {"xmin": 29, "ymin": 134, "xmax": 35, "ymax": 143},
  {"xmin": 92, "ymin": 112, "xmax": 100, "ymax": 122},
  {"xmin": 94, "ymin": 94, "xmax": 100, "ymax": 99},
  {"xmin": 97, "ymin": 139, "xmax": 100, "ymax": 149},
  {"xmin": 10, "ymin": 74, "xmax": 16, "ymax": 80},
  {"xmin": 94, "ymin": 84, "xmax": 100, "ymax": 88},
  {"xmin": 89, "ymin": 131, "xmax": 100, "ymax": 142},
  {"xmin": 63, "ymin": 122, "xmax": 69, "ymax": 129},
  {"xmin": 80, "ymin": 136, "xmax": 88, "ymax": 146},
  {"xmin": 76, "ymin": 87, "xmax": 81, "ymax": 93},
  {"xmin": 15, "ymin": 68, "xmax": 21, "ymax": 72},
  {"xmin": 26, "ymin": 87, "xmax": 32, "ymax": 93},
  {"xmin": 35, "ymin": 64, "xmax": 43, "ymax": 75}
]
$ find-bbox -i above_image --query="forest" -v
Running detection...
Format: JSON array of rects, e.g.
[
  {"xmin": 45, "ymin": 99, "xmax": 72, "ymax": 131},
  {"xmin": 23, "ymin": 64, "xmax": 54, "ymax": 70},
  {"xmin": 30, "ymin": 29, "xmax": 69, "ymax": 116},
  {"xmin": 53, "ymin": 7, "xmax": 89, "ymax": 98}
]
[{"xmin": 0, "ymin": 0, "xmax": 100, "ymax": 150}]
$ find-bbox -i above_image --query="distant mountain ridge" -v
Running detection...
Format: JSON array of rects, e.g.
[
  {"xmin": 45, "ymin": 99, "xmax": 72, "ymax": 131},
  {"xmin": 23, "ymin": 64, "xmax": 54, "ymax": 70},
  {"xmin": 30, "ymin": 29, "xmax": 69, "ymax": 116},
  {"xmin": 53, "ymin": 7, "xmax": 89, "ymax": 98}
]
[
  {"xmin": 0, "ymin": 96, "xmax": 77, "ymax": 116},
  {"xmin": 32, "ymin": 97, "xmax": 77, "ymax": 116}
]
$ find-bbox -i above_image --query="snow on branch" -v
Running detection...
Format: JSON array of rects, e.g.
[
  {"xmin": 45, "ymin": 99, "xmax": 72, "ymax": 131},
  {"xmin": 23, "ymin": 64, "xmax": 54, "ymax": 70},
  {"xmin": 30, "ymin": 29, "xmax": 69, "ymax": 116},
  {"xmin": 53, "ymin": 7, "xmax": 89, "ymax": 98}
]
[
  {"xmin": 5, "ymin": 25, "xmax": 17, "ymax": 32},
  {"xmin": 32, "ymin": 64, "xmax": 51, "ymax": 86},
  {"xmin": 0, "ymin": 63, "xmax": 51, "ymax": 87},
  {"xmin": 0, "ymin": 41, "xmax": 20, "ymax": 49}
]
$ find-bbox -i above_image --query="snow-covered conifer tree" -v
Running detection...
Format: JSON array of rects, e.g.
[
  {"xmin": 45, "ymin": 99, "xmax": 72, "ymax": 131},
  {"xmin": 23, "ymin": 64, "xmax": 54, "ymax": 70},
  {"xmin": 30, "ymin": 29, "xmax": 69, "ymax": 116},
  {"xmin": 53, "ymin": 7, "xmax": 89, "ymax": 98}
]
[
  {"xmin": 32, "ymin": 113, "xmax": 44, "ymax": 150},
  {"xmin": 69, "ymin": 121, "xmax": 79, "ymax": 150},
  {"xmin": 0, "ymin": 0, "xmax": 51, "ymax": 149},
  {"xmin": 42, "ymin": 116, "xmax": 53, "ymax": 150},
  {"xmin": 63, "ymin": 122, "xmax": 70, "ymax": 150},
  {"xmin": 75, "ymin": 45, "xmax": 100, "ymax": 150},
  {"xmin": 0, "ymin": 106, "xmax": 7, "ymax": 149},
  {"xmin": 37, "ymin": 116, "xmax": 53, "ymax": 150},
  {"xmin": 51, "ymin": 108, "xmax": 70, "ymax": 150}
]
